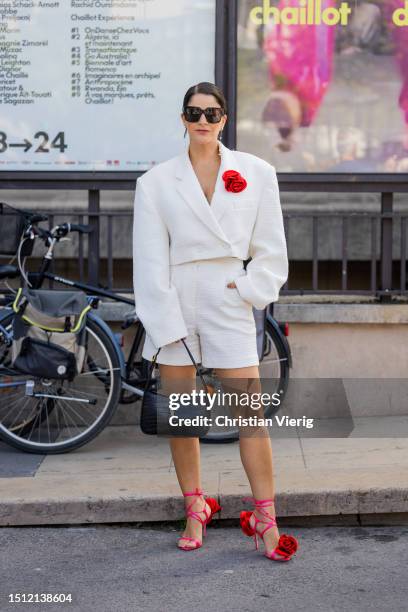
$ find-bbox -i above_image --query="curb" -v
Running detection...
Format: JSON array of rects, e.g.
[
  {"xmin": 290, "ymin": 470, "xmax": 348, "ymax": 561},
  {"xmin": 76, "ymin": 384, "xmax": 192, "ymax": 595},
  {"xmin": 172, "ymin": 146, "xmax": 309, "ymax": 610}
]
[{"xmin": 1, "ymin": 487, "xmax": 407, "ymax": 527}]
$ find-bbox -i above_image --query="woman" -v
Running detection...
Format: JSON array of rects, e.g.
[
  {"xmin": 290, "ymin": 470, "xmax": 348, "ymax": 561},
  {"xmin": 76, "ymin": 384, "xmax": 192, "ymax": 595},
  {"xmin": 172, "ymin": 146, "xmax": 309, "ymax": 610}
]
[{"xmin": 133, "ymin": 82, "xmax": 298, "ymax": 562}]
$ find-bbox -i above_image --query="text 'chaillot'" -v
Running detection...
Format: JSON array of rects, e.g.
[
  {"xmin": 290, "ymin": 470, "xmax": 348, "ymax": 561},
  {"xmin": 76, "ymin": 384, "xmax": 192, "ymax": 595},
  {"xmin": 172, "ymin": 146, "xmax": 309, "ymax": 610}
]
[{"xmin": 250, "ymin": 0, "xmax": 408, "ymax": 27}]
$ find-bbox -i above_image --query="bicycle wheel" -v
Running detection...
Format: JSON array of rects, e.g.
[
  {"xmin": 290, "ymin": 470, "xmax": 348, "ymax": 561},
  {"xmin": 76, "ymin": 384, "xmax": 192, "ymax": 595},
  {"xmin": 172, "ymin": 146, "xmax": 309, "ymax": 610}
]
[
  {"xmin": 0, "ymin": 312, "xmax": 122, "ymax": 454},
  {"xmin": 200, "ymin": 317, "xmax": 290, "ymax": 443}
]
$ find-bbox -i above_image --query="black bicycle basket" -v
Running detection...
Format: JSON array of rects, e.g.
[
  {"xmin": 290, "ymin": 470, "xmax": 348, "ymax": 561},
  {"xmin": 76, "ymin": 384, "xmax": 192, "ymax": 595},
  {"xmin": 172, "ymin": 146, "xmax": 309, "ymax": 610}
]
[{"xmin": 0, "ymin": 202, "xmax": 33, "ymax": 257}]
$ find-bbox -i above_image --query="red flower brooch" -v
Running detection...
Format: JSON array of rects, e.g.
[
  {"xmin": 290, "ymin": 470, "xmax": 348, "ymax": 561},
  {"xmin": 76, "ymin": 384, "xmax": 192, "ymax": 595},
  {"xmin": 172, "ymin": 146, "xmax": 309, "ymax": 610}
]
[{"xmin": 222, "ymin": 169, "xmax": 247, "ymax": 193}]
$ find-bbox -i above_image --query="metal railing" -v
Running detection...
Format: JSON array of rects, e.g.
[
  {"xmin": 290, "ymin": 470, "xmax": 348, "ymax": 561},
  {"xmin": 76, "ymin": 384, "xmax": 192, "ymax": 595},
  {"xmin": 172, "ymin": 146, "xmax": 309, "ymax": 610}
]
[
  {"xmin": 2, "ymin": 191, "xmax": 406, "ymax": 302},
  {"xmin": 281, "ymin": 208, "xmax": 399, "ymax": 297}
]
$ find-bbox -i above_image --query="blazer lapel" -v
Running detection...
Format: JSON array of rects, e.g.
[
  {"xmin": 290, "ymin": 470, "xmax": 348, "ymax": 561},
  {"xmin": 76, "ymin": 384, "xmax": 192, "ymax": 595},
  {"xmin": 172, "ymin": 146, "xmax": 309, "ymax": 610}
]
[
  {"xmin": 209, "ymin": 141, "xmax": 244, "ymax": 225},
  {"xmin": 174, "ymin": 140, "xmax": 243, "ymax": 242}
]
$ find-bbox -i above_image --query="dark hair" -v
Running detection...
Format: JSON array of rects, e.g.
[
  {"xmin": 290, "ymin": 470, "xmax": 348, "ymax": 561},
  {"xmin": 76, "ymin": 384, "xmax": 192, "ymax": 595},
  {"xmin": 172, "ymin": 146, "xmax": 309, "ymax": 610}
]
[{"xmin": 182, "ymin": 82, "xmax": 227, "ymax": 114}]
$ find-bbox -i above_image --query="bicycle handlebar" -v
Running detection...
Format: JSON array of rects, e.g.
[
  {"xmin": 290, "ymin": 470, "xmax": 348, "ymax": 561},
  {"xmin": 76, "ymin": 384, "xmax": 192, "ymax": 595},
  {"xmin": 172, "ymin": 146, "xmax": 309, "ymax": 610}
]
[
  {"xmin": 10, "ymin": 210, "xmax": 94, "ymax": 286},
  {"xmin": 27, "ymin": 222, "xmax": 93, "ymax": 243},
  {"xmin": 67, "ymin": 223, "xmax": 93, "ymax": 234},
  {"xmin": 54, "ymin": 223, "xmax": 93, "ymax": 237},
  {"xmin": 29, "ymin": 225, "xmax": 51, "ymax": 240},
  {"xmin": 1, "ymin": 201, "xmax": 91, "ymax": 239}
]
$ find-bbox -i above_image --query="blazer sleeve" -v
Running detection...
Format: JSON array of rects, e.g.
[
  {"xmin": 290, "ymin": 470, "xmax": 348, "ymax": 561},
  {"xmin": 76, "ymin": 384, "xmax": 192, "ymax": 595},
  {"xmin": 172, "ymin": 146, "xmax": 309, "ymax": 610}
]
[
  {"xmin": 234, "ymin": 164, "xmax": 288, "ymax": 310},
  {"xmin": 132, "ymin": 177, "xmax": 188, "ymax": 348}
]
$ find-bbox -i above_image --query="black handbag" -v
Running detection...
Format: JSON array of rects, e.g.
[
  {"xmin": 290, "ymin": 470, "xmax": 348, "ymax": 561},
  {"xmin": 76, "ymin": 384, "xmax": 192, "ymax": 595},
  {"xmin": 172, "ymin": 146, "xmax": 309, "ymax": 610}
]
[{"xmin": 140, "ymin": 339, "xmax": 212, "ymax": 437}]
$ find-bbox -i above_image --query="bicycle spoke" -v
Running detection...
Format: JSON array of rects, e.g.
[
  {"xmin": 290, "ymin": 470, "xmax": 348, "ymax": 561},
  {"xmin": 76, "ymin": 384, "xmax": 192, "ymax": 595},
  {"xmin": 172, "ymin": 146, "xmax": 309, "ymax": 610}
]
[{"xmin": 53, "ymin": 392, "xmax": 94, "ymax": 429}]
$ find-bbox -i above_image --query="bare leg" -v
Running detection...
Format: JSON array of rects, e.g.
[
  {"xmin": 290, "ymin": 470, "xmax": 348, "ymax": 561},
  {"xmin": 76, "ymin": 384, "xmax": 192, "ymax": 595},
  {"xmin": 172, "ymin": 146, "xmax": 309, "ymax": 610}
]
[
  {"xmin": 214, "ymin": 365, "xmax": 279, "ymax": 554},
  {"xmin": 160, "ymin": 363, "xmax": 211, "ymax": 549}
]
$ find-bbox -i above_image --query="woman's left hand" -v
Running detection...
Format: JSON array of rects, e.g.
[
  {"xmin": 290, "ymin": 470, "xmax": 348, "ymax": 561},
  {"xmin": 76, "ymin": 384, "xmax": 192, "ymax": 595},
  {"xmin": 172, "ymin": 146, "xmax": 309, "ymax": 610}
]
[{"xmin": 227, "ymin": 281, "xmax": 237, "ymax": 289}]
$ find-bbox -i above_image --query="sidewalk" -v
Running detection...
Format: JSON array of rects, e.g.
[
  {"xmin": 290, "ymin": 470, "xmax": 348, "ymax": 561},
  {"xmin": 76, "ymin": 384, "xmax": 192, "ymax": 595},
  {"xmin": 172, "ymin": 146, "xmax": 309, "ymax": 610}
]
[{"xmin": 1, "ymin": 426, "xmax": 407, "ymax": 526}]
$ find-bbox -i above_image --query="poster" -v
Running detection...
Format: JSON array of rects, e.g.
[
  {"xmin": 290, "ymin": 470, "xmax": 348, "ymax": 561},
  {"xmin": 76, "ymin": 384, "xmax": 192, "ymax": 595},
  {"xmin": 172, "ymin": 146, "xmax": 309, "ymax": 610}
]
[
  {"xmin": 237, "ymin": 0, "xmax": 408, "ymax": 172},
  {"xmin": 0, "ymin": 0, "xmax": 216, "ymax": 172}
]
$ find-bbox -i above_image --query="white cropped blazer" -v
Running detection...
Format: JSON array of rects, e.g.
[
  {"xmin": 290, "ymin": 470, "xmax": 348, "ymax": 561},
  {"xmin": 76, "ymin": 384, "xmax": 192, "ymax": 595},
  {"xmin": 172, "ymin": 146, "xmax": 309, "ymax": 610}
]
[{"xmin": 132, "ymin": 140, "xmax": 288, "ymax": 349}]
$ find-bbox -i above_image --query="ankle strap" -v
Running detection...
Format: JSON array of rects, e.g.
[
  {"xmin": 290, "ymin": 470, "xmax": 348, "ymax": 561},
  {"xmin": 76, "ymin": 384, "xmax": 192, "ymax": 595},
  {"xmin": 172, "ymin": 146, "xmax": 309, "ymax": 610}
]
[
  {"xmin": 243, "ymin": 496, "xmax": 275, "ymax": 507},
  {"xmin": 183, "ymin": 487, "xmax": 204, "ymax": 497}
]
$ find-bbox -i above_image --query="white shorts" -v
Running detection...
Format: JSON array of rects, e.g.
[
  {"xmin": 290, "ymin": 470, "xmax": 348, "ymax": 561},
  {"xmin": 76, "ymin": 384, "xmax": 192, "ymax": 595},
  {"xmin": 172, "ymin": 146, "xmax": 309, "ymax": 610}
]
[{"xmin": 141, "ymin": 257, "xmax": 260, "ymax": 368}]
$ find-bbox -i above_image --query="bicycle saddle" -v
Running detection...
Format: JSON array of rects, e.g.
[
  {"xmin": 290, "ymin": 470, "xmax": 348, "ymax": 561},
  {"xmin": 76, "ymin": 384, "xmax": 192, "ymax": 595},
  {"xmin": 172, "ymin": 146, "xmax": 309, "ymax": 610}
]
[{"xmin": 121, "ymin": 310, "xmax": 138, "ymax": 330}]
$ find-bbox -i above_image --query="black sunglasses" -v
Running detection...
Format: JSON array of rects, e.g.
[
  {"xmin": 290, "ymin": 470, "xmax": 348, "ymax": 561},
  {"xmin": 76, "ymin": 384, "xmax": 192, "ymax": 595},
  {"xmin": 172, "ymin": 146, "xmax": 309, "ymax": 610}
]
[{"xmin": 183, "ymin": 106, "xmax": 224, "ymax": 124}]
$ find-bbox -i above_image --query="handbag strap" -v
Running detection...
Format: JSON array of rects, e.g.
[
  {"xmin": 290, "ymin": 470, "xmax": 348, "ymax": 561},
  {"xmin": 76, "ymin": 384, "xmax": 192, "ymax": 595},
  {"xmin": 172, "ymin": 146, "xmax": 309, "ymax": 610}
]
[
  {"xmin": 144, "ymin": 348, "xmax": 161, "ymax": 391},
  {"xmin": 143, "ymin": 339, "xmax": 210, "ymax": 395},
  {"xmin": 180, "ymin": 339, "xmax": 210, "ymax": 395}
]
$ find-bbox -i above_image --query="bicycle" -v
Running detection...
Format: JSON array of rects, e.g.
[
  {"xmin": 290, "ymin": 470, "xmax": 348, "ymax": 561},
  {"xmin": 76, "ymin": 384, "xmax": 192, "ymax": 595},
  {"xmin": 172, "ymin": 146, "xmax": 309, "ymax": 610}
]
[{"xmin": 0, "ymin": 202, "xmax": 292, "ymax": 453}]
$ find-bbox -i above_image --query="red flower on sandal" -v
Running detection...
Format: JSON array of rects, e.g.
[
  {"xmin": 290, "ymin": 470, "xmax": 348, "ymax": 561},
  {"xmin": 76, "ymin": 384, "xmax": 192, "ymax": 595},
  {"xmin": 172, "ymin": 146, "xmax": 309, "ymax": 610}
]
[
  {"xmin": 273, "ymin": 534, "xmax": 298, "ymax": 559},
  {"xmin": 222, "ymin": 169, "xmax": 247, "ymax": 193}
]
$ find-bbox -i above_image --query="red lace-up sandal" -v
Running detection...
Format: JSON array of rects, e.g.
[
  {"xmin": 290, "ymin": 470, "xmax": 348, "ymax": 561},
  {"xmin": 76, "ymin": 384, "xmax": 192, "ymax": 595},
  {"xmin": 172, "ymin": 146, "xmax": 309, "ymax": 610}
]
[
  {"xmin": 240, "ymin": 497, "xmax": 298, "ymax": 562},
  {"xmin": 178, "ymin": 487, "xmax": 222, "ymax": 551}
]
